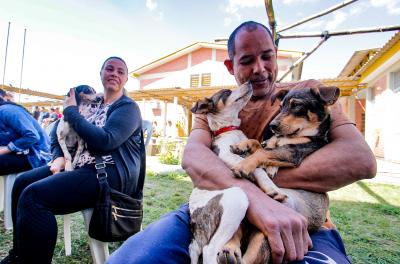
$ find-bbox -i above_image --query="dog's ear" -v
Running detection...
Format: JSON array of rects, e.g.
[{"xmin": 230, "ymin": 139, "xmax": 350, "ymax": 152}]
[
  {"xmin": 271, "ymin": 89, "xmax": 289, "ymax": 105},
  {"xmin": 191, "ymin": 98, "xmax": 214, "ymax": 114},
  {"xmin": 311, "ymin": 86, "xmax": 340, "ymax": 106}
]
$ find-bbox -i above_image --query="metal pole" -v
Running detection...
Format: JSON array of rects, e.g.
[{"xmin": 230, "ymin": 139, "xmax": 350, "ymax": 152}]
[
  {"xmin": 279, "ymin": 25, "xmax": 400, "ymax": 39},
  {"xmin": 278, "ymin": 0, "xmax": 359, "ymax": 33},
  {"xmin": 19, "ymin": 28, "xmax": 27, "ymax": 103},
  {"xmin": 2, "ymin": 22, "xmax": 11, "ymax": 89},
  {"xmin": 278, "ymin": 32, "xmax": 330, "ymax": 82},
  {"xmin": 264, "ymin": 0, "xmax": 278, "ymax": 46}
]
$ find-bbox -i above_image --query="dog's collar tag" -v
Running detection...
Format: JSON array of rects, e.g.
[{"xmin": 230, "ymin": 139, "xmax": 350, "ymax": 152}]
[{"xmin": 213, "ymin": 126, "xmax": 239, "ymax": 137}]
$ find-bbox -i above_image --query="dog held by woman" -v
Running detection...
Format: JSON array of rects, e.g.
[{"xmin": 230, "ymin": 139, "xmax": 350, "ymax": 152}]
[
  {"xmin": 188, "ymin": 83, "xmax": 340, "ymax": 264},
  {"xmin": 56, "ymin": 85, "xmax": 102, "ymax": 171}
]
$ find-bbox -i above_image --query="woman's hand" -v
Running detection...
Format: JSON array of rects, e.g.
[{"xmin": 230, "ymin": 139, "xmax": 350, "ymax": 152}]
[
  {"xmin": 0, "ymin": 146, "xmax": 11, "ymax": 155},
  {"xmin": 49, "ymin": 157, "xmax": 65, "ymax": 174},
  {"xmin": 63, "ymin": 88, "xmax": 77, "ymax": 109}
]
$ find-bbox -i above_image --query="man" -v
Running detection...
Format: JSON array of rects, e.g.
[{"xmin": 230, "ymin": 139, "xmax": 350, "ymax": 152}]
[
  {"xmin": 106, "ymin": 21, "xmax": 376, "ymax": 264},
  {"xmin": 33, "ymin": 106, "xmax": 41, "ymax": 121}
]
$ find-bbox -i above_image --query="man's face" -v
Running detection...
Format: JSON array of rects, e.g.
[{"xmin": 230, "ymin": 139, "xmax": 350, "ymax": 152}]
[{"xmin": 225, "ymin": 26, "xmax": 278, "ymax": 98}]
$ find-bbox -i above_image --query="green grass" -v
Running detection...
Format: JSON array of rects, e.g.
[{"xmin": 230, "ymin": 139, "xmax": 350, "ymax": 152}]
[{"xmin": 1, "ymin": 172, "xmax": 399, "ymax": 264}]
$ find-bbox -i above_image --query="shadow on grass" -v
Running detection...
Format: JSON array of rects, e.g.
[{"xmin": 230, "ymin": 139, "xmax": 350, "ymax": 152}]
[
  {"xmin": 356, "ymin": 181, "xmax": 391, "ymax": 205},
  {"xmin": 330, "ymin": 199, "xmax": 399, "ymax": 264}
]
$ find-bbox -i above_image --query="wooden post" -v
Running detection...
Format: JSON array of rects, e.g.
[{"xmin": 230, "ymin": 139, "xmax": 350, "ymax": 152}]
[
  {"xmin": 163, "ymin": 100, "xmax": 168, "ymax": 137},
  {"xmin": 187, "ymin": 106, "xmax": 193, "ymax": 135}
]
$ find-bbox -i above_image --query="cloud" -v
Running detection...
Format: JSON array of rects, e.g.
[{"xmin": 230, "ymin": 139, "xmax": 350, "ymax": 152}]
[
  {"xmin": 223, "ymin": 0, "xmax": 263, "ymax": 26},
  {"xmin": 146, "ymin": 0, "xmax": 157, "ymax": 11},
  {"xmin": 146, "ymin": 0, "xmax": 163, "ymax": 21},
  {"xmin": 282, "ymin": 0, "xmax": 318, "ymax": 5},
  {"xmin": 369, "ymin": 0, "xmax": 400, "ymax": 15},
  {"xmin": 326, "ymin": 11, "xmax": 347, "ymax": 31},
  {"xmin": 298, "ymin": 20, "xmax": 324, "ymax": 30}
]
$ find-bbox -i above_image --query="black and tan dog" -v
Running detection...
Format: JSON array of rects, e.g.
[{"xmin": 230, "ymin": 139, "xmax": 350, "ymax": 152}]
[
  {"xmin": 188, "ymin": 84, "xmax": 339, "ymax": 264},
  {"xmin": 56, "ymin": 85, "xmax": 102, "ymax": 171}
]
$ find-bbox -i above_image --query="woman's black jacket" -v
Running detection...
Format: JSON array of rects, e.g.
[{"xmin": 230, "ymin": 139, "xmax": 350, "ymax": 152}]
[{"xmin": 50, "ymin": 95, "xmax": 145, "ymax": 199}]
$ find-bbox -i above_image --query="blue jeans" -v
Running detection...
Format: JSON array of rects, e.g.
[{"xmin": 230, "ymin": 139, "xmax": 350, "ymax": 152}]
[{"xmin": 107, "ymin": 204, "xmax": 351, "ymax": 264}]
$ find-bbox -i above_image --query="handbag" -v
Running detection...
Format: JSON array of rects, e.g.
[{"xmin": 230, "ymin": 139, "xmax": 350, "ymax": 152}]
[{"xmin": 88, "ymin": 135, "xmax": 145, "ymax": 242}]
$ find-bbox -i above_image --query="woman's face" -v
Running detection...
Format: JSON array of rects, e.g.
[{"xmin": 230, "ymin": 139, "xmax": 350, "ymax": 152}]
[{"xmin": 100, "ymin": 58, "xmax": 128, "ymax": 93}]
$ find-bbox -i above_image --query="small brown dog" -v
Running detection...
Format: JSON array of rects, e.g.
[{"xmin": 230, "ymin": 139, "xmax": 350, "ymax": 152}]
[
  {"xmin": 56, "ymin": 85, "xmax": 102, "ymax": 171},
  {"xmin": 189, "ymin": 84, "xmax": 339, "ymax": 264}
]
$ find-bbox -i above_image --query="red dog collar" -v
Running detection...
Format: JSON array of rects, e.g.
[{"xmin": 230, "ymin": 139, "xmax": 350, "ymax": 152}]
[{"xmin": 213, "ymin": 126, "xmax": 239, "ymax": 137}]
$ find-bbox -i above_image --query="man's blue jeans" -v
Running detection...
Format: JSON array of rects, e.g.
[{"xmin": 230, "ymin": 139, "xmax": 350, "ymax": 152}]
[{"xmin": 107, "ymin": 204, "xmax": 351, "ymax": 264}]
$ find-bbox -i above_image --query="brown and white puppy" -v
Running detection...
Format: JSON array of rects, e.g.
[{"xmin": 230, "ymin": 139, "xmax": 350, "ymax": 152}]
[
  {"xmin": 189, "ymin": 83, "xmax": 287, "ymax": 264},
  {"xmin": 189, "ymin": 84, "xmax": 337, "ymax": 264},
  {"xmin": 56, "ymin": 85, "xmax": 102, "ymax": 171},
  {"xmin": 231, "ymin": 86, "xmax": 340, "ymax": 180}
]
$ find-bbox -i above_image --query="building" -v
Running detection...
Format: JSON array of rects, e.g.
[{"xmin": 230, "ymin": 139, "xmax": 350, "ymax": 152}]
[
  {"xmin": 339, "ymin": 31, "xmax": 400, "ymax": 162},
  {"xmin": 130, "ymin": 41, "xmax": 304, "ymax": 137}
]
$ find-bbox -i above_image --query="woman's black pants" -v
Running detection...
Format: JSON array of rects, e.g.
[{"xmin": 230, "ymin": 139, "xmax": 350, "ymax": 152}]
[{"xmin": 11, "ymin": 164, "xmax": 120, "ymax": 264}]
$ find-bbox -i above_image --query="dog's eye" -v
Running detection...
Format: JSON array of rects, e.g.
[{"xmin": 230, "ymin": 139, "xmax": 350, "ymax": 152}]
[{"xmin": 290, "ymin": 100, "xmax": 303, "ymax": 109}]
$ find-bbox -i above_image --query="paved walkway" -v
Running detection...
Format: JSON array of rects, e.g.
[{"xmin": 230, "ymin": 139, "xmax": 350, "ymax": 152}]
[
  {"xmin": 364, "ymin": 158, "xmax": 400, "ymax": 185},
  {"xmin": 146, "ymin": 156, "xmax": 400, "ymax": 185}
]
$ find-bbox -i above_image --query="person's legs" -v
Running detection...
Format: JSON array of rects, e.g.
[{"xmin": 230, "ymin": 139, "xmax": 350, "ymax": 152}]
[
  {"xmin": 15, "ymin": 164, "xmax": 120, "ymax": 264},
  {"xmin": 11, "ymin": 166, "xmax": 53, "ymax": 251},
  {"xmin": 0, "ymin": 153, "xmax": 32, "ymax": 175},
  {"xmin": 291, "ymin": 228, "xmax": 351, "ymax": 264},
  {"xmin": 106, "ymin": 203, "xmax": 192, "ymax": 264}
]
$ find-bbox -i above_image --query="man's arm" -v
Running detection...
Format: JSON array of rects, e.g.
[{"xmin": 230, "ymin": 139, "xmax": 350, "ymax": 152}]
[
  {"xmin": 182, "ymin": 129, "xmax": 312, "ymax": 263},
  {"xmin": 274, "ymin": 103, "xmax": 377, "ymax": 193}
]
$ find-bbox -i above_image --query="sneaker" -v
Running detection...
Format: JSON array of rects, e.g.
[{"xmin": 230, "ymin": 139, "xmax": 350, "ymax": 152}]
[{"xmin": 0, "ymin": 249, "xmax": 18, "ymax": 264}]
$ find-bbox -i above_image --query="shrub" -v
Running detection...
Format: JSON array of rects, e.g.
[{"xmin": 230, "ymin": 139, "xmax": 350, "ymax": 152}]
[{"xmin": 158, "ymin": 140, "xmax": 180, "ymax": 165}]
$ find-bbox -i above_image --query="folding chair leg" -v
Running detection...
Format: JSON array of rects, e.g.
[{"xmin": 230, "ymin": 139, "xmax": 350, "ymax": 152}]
[
  {"xmin": 0, "ymin": 177, "xmax": 4, "ymax": 212},
  {"xmin": 82, "ymin": 209, "xmax": 109, "ymax": 264},
  {"xmin": 4, "ymin": 173, "xmax": 18, "ymax": 230},
  {"xmin": 63, "ymin": 214, "xmax": 72, "ymax": 256}
]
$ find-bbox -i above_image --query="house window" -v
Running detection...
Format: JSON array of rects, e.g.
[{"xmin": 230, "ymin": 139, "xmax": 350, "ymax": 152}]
[
  {"xmin": 201, "ymin": 73, "xmax": 211, "ymax": 87},
  {"xmin": 190, "ymin": 74, "xmax": 199, "ymax": 88},
  {"xmin": 391, "ymin": 70, "xmax": 400, "ymax": 93}
]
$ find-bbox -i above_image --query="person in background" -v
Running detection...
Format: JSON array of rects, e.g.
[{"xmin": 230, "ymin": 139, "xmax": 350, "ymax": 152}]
[
  {"xmin": 33, "ymin": 106, "xmax": 41, "ymax": 121},
  {"xmin": 0, "ymin": 57, "xmax": 146, "ymax": 264},
  {"xmin": 55, "ymin": 107, "xmax": 62, "ymax": 119},
  {"xmin": 4, "ymin": 92, "xmax": 15, "ymax": 102},
  {"xmin": 0, "ymin": 88, "xmax": 51, "ymax": 176},
  {"xmin": 106, "ymin": 21, "xmax": 376, "ymax": 264},
  {"xmin": 38, "ymin": 107, "xmax": 49, "ymax": 126}
]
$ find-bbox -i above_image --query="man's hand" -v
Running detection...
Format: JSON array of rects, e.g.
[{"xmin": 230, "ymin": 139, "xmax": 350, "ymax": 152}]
[
  {"xmin": 63, "ymin": 88, "xmax": 77, "ymax": 109},
  {"xmin": 246, "ymin": 188, "xmax": 312, "ymax": 264},
  {"xmin": 49, "ymin": 157, "xmax": 65, "ymax": 174}
]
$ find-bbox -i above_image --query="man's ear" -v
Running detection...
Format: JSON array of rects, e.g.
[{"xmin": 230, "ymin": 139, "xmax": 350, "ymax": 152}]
[{"xmin": 224, "ymin": 59, "xmax": 234, "ymax": 75}]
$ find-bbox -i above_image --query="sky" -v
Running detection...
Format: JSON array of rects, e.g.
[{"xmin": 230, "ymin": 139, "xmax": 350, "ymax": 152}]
[{"xmin": 0, "ymin": 0, "xmax": 399, "ymax": 100}]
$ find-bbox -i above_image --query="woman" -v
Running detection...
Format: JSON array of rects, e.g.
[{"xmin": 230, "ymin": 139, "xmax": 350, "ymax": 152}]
[
  {"xmin": 0, "ymin": 88, "xmax": 51, "ymax": 175},
  {"xmin": 0, "ymin": 57, "xmax": 145, "ymax": 264}
]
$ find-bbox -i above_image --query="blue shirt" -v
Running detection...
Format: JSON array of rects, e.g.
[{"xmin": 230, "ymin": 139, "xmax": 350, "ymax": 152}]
[{"xmin": 0, "ymin": 103, "xmax": 51, "ymax": 168}]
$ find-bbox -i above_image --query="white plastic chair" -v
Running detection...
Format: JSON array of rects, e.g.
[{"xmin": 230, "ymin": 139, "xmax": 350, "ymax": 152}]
[
  {"xmin": 0, "ymin": 173, "xmax": 20, "ymax": 230},
  {"xmin": 63, "ymin": 210, "xmax": 109, "ymax": 264}
]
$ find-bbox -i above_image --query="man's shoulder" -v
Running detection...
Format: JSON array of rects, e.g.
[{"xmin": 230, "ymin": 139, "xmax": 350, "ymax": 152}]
[{"xmin": 275, "ymin": 79, "xmax": 323, "ymax": 90}]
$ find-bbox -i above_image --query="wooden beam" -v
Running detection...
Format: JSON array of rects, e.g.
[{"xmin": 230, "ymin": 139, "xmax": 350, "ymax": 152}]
[
  {"xmin": 0, "ymin": 84, "xmax": 64, "ymax": 100},
  {"xmin": 21, "ymin": 101, "xmax": 63, "ymax": 108}
]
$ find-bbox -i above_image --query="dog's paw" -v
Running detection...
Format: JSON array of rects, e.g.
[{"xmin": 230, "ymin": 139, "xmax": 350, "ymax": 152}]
[
  {"xmin": 217, "ymin": 247, "xmax": 242, "ymax": 264},
  {"xmin": 232, "ymin": 166, "xmax": 255, "ymax": 182},
  {"xmin": 266, "ymin": 189, "xmax": 288, "ymax": 203},
  {"xmin": 230, "ymin": 144, "xmax": 247, "ymax": 156},
  {"xmin": 64, "ymin": 160, "xmax": 73, "ymax": 171}
]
